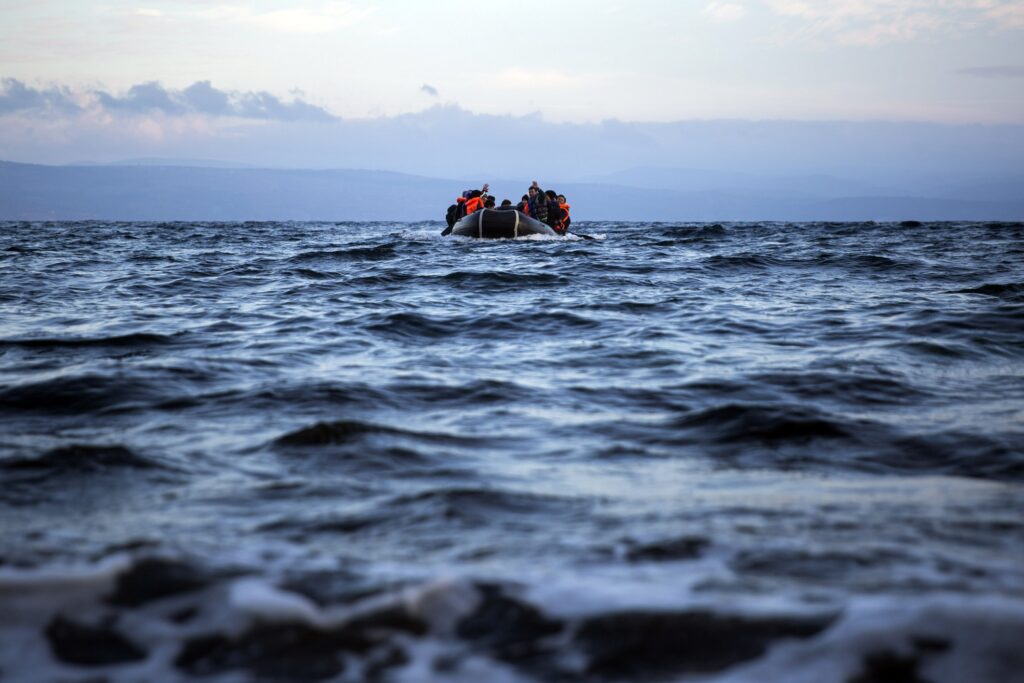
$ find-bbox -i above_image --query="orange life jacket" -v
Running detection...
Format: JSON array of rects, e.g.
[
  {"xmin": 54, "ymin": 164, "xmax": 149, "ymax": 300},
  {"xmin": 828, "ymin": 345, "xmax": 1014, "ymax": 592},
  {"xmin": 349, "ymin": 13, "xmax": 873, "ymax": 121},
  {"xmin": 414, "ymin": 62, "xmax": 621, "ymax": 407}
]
[
  {"xmin": 465, "ymin": 196, "xmax": 484, "ymax": 214},
  {"xmin": 556, "ymin": 202, "xmax": 570, "ymax": 231}
]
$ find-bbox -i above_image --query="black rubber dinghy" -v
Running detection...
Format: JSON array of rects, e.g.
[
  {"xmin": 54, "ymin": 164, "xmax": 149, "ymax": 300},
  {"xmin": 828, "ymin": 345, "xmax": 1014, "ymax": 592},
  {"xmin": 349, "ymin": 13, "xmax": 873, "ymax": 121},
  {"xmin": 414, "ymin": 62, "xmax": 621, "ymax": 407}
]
[{"xmin": 450, "ymin": 209, "xmax": 557, "ymax": 238}]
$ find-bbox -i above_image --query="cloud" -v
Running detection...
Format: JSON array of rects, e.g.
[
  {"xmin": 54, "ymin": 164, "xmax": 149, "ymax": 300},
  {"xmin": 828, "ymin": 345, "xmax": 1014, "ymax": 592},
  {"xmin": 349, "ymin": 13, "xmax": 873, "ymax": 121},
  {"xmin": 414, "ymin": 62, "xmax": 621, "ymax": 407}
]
[
  {"xmin": 703, "ymin": 2, "xmax": 747, "ymax": 22},
  {"xmin": 229, "ymin": 90, "xmax": 337, "ymax": 122},
  {"xmin": 493, "ymin": 68, "xmax": 578, "ymax": 88},
  {"xmin": 96, "ymin": 81, "xmax": 188, "ymax": 116},
  {"xmin": 188, "ymin": 2, "xmax": 374, "ymax": 34},
  {"xmin": 761, "ymin": 0, "xmax": 1024, "ymax": 45},
  {"xmin": 959, "ymin": 65, "xmax": 1024, "ymax": 78},
  {"xmin": 0, "ymin": 78, "xmax": 82, "ymax": 115},
  {"xmin": 183, "ymin": 80, "xmax": 233, "ymax": 116},
  {"xmin": 421, "ymin": 84, "xmax": 439, "ymax": 98},
  {"xmin": 983, "ymin": 1, "xmax": 1024, "ymax": 29},
  {"xmin": 0, "ymin": 78, "xmax": 338, "ymax": 122}
]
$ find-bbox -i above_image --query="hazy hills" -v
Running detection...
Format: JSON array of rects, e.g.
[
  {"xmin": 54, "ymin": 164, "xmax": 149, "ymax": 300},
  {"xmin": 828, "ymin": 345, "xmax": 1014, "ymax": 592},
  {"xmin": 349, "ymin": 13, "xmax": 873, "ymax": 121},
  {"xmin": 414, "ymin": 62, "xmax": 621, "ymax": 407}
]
[{"xmin": 1, "ymin": 160, "xmax": 1021, "ymax": 221}]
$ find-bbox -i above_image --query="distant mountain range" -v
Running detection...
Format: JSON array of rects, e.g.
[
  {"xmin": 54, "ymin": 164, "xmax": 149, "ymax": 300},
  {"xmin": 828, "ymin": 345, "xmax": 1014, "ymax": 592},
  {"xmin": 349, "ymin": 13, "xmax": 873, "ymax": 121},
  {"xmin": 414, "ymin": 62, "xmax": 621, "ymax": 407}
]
[
  {"xmin": 68, "ymin": 157, "xmax": 259, "ymax": 169},
  {"xmin": 1, "ymin": 160, "xmax": 1021, "ymax": 221}
]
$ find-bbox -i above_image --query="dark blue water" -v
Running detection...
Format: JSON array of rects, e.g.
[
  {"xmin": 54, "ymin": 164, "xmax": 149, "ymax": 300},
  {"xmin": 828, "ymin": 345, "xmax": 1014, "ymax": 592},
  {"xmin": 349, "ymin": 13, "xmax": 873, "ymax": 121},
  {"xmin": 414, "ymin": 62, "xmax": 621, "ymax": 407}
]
[{"xmin": 1, "ymin": 220, "xmax": 1023, "ymax": 682}]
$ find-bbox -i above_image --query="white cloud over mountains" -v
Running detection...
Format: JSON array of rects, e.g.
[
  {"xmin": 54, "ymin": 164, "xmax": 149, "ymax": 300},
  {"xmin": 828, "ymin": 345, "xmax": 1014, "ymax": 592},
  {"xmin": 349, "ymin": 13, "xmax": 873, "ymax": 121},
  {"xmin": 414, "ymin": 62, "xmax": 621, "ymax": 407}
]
[
  {"xmin": 0, "ymin": 78, "xmax": 337, "ymax": 122},
  {"xmin": 2, "ymin": 96, "xmax": 1021, "ymax": 201}
]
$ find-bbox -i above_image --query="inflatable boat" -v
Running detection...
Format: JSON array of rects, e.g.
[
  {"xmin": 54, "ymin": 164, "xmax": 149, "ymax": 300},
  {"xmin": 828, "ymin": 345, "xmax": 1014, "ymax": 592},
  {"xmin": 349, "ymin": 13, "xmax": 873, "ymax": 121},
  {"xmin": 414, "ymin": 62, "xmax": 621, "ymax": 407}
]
[{"xmin": 449, "ymin": 209, "xmax": 558, "ymax": 239}]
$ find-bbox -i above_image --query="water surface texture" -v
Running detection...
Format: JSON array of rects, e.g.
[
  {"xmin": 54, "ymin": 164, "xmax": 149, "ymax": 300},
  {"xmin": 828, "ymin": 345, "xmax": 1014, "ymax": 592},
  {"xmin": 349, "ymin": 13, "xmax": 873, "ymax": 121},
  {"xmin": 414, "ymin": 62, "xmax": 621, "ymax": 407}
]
[{"xmin": 1, "ymin": 221, "xmax": 1023, "ymax": 682}]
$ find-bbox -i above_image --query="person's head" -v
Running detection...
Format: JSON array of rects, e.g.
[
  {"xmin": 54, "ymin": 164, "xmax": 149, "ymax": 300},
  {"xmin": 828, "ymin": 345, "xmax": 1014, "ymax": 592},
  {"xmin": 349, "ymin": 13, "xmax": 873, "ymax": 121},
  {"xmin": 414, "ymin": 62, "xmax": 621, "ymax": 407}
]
[
  {"xmin": 545, "ymin": 190, "xmax": 557, "ymax": 200},
  {"xmin": 521, "ymin": 194, "xmax": 529, "ymax": 202},
  {"xmin": 557, "ymin": 194, "xmax": 566, "ymax": 204},
  {"xmin": 469, "ymin": 189, "xmax": 483, "ymax": 198},
  {"xmin": 528, "ymin": 187, "xmax": 538, "ymax": 197},
  {"xmin": 484, "ymin": 197, "xmax": 495, "ymax": 208},
  {"xmin": 501, "ymin": 199, "xmax": 512, "ymax": 207}
]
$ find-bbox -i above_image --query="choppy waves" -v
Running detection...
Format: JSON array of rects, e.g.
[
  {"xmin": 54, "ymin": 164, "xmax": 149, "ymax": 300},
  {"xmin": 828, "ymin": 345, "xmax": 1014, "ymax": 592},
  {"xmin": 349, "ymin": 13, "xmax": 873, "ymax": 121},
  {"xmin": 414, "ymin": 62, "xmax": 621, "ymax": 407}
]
[{"xmin": 1, "ymin": 220, "xmax": 1023, "ymax": 682}]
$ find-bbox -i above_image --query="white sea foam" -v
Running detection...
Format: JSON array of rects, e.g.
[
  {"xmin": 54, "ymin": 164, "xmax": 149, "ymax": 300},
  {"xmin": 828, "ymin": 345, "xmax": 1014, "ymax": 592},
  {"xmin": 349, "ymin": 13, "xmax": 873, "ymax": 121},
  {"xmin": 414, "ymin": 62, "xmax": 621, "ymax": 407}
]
[
  {"xmin": 712, "ymin": 594, "xmax": 1024, "ymax": 683},
  {"xmin": 229, "ymin": 577, "xmax": 323, "ymax": 625}
]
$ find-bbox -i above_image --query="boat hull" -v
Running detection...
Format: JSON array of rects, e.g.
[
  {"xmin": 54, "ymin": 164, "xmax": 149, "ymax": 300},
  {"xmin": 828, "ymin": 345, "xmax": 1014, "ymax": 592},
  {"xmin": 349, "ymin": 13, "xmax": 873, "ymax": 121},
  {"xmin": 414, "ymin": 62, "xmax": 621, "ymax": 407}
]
[{"xmin": 450, "ymin": 209, "xmax": 557, "ymax": 238}]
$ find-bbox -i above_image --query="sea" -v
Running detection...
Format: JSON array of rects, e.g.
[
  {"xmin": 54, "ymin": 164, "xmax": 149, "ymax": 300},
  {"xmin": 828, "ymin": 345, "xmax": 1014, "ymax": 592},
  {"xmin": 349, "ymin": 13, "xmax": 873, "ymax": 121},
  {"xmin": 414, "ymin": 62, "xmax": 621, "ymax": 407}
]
[{"xmin": 1, "ymin": 220, "xmax": 1022, "ymax": 683}]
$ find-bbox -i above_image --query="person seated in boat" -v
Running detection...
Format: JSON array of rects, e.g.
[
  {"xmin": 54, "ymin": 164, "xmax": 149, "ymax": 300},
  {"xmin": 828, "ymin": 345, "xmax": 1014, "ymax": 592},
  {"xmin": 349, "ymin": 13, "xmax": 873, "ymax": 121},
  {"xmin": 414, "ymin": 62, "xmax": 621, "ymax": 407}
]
[
  {"xmin": 516, "ymin": 194, "xmax": 531, "ymax": 214},
  {"xmin": 527, "ymin": 182, "xmax": 548, "ymax": 224},
  {"xmin": 557, "ymin": 194, "xmax": 571, "ymax": 232},
  {"xmin": 446, "ymin": 183, "xmax": 489, "ymax": 225},
  {"xmin": 497, "ymin": 199, "xmax": 516, "ymax": 211},
  {"xmin": 543, "ymin": 190, "xmax": 565, "ymax": 231},
  {"xmin": 445, "ymin": 196, "xmax": 466, "ymax": 228},
  {"xmin": 483, "ymin": 196, "xmax": 496, "ymax": 209},
  {"xmin": 463, "ymin": 188, "xmax": 487, "ymax": 215}
]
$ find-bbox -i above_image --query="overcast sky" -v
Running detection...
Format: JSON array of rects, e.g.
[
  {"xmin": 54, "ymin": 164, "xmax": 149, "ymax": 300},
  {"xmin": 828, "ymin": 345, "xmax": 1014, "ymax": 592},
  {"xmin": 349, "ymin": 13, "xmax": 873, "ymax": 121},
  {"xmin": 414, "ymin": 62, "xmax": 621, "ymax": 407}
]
[
  {"xmin": 2, "ymin": 0, "xmax": 1024, "ymax": 182},
  {"xmin": 2, "ymin": 0, "xmax": 1023, "ymax": 124}
]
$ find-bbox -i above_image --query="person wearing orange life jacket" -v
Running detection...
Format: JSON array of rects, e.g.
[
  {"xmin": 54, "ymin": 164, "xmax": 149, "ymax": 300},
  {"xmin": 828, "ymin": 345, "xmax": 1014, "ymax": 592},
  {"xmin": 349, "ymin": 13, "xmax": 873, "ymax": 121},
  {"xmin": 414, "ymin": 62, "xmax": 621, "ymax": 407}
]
[
  {"xmin": 463, "ymin": 191, "xmax": 484, "ymax": 215},
  {"xmin": 541, "ymin": 189, "xmax": 565, "ymax": 232},
  {"xmin": 557, "ymin": 194, "xmax": 571, "ymax": 232},
  {"xmin": 463, "ymin": 182, "xmax": 490, "ymax": 215},
  {"xmin": 443, "ymin": 183, "xmax": 490, "ymax": 234},
  {"xmin": 516, "ymin": 194, "xmax": 531, "ymax": 215}
]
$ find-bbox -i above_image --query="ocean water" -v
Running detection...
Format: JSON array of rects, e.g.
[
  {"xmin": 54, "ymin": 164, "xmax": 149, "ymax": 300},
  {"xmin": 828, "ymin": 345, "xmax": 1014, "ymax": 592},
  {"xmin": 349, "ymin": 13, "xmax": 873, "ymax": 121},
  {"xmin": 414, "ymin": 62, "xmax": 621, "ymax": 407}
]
[{"xmin": 1, "ymin": 220, "xmax": 1023, "ymax": 683}]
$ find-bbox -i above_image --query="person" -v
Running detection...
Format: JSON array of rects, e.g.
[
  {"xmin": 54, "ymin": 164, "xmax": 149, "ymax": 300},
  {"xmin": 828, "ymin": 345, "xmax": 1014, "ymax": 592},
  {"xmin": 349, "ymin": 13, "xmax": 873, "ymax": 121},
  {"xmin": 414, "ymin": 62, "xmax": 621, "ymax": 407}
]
[
  {"xmin": 463, "ymin": 183, "xmax": 489, "ymax": 215},
  {"xmin": 516, "ymin": 194, "xmax": 531, "ymax": 215},
  {"xmin": 526, "ymin": 181, "xmax": 548, "ymax": 224},
  {"xmin": 445, "ymin": 196, "xmax": 466, "ymax": 229},
  {"xmin": 497, "ymin": 199, "xmax": 515, "ymax": 210},
  {"xmin": 443, "ymin": 183, "xmax": 488, "ymax": 233},
  {"xmin": 543, "ymin": 190, "xmax": 564, "ymax": 231},
  {"xmin": 557, "ymin": 194, "xmax": 571, "ymax": 232},
  {"xmin": 483, "ymin": 196, "xmax": 496, "ymax": 209},
  {"xmin": 462, "ymin": 190, "xmax": 484, "ymax": 215}
]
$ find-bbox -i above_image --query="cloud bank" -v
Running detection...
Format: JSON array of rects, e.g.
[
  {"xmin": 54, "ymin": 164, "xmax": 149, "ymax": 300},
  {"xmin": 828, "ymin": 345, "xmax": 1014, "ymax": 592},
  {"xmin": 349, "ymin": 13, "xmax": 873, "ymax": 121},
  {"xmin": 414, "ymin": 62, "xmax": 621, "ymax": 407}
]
[
  {"xmin": 763, "ymin": 0, "xmax": 1024, "ymax": 45},
  {"xmin": 959, "ymin": 66, "xmax": 1024, "ymax": 78},
  {"xmin": 2, "ymin": 99, "xmax": 1021, "ymax": 203},
  {"xmin": 704, "ymin": 2, "xmax": 747, "ymax": 23},
  {"xmin": 0, "ymin": 78, "xmax": 337, "ymax": 122},
  {"xmin": 139, "ymin": 2, "xmax": 375, "ymax": 35},
  {"xmin": 0, "ymin": 79, "xmax": 83, "ymax": 116}
]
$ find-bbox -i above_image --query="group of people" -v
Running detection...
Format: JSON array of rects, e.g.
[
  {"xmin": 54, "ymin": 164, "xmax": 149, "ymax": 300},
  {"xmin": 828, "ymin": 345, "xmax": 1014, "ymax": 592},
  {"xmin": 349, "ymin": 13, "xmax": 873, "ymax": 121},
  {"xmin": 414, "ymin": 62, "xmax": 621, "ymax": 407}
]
[{"xmin": 445, "ymin": 181, "xmax": 571, "ymax": 234}]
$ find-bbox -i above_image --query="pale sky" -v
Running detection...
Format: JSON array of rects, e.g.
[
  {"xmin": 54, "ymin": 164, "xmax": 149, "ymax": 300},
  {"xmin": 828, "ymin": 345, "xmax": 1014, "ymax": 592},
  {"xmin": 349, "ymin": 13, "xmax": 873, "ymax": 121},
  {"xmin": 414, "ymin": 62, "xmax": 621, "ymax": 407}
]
[{"xmin": 2, "ymin": 0, "xmax": 1024, "ymax": 124}]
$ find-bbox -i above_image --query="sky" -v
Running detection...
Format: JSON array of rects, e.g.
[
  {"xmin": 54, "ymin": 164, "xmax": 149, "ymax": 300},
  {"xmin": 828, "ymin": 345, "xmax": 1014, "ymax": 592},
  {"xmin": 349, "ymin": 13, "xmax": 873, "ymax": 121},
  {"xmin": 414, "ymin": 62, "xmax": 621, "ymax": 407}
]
[
  {"xmin": 2, "ymin": 0, "xmax": 1024, "ymax": 123},
  {"xmin": 1, "ymin": 0, "xmax": 1023, "ymax": 177}
]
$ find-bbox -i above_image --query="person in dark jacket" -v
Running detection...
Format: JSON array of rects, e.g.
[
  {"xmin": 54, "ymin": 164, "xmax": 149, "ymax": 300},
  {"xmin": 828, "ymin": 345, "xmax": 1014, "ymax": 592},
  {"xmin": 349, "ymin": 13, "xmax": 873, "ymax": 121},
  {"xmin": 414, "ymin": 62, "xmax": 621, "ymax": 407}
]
[
  {"xmin": 527, "ymin": 181, "xmax": 548, "ymax": 224},
  {"xmin": 543, "ymin": 190, "xmax": 564, "ymax": 230}
]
